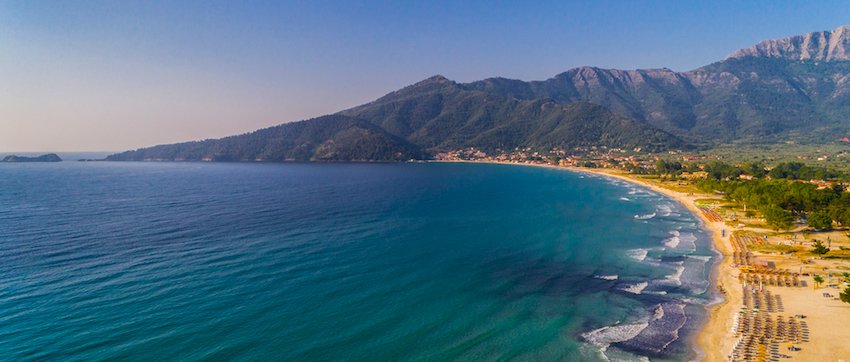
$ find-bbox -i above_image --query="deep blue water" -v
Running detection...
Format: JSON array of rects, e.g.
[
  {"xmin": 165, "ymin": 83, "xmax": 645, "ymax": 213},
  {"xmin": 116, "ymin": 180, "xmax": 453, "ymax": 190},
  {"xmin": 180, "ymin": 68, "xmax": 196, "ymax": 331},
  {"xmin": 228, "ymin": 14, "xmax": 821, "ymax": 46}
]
[{"xmin": 0, "ymin": 162, "xmax": 714, "ymax": 361}]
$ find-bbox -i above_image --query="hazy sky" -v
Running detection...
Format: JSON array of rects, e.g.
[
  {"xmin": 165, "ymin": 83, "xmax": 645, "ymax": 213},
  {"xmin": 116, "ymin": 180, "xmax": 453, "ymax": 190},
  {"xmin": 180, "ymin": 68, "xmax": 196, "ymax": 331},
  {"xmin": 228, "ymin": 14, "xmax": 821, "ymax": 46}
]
[{"xmin": 4, "ymin": 1, "xmax": 850, "ymax": 152}]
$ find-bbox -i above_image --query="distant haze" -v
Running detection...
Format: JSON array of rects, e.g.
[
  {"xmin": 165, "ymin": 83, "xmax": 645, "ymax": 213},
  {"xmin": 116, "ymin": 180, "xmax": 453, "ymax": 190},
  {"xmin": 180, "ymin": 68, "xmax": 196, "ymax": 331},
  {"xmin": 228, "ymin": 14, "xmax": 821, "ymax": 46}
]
[{"xmin": 3, "ymin": 0, "xmax": 850, "ymax": 152}]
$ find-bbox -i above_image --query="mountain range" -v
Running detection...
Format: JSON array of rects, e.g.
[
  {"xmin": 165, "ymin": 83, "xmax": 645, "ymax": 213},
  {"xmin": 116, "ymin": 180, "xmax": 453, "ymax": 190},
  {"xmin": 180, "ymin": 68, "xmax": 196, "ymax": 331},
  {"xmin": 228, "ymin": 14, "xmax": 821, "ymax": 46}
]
[{"xmin": 107, "ymin": 26, "xmax": 850, "ymax": 162}]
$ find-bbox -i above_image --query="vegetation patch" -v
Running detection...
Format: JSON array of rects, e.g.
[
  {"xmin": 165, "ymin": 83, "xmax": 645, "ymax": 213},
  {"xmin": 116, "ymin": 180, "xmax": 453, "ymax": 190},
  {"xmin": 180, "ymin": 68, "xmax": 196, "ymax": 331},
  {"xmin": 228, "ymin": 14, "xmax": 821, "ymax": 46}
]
[{"xmin": 750, "ymin": 244, "xmax": 798, "ymax": 254}]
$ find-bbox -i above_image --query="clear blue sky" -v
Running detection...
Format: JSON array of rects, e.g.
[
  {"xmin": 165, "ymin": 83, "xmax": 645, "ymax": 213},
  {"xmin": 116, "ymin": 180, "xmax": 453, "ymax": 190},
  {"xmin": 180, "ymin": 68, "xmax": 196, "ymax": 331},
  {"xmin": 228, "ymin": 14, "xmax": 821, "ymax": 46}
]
[{"xmin": 3, "ymin": 0, "xmax": 850, "ymax": 151}]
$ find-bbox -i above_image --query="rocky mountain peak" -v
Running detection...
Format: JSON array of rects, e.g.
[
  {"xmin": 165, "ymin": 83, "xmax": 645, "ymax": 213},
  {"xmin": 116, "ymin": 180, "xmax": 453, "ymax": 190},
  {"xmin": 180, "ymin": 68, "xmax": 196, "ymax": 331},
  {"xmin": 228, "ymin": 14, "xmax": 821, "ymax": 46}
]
[
  {"xmin": 418, "ymin": 74, "xmax": 451, "ymax": 84},
  {"xmin": 728, "ymin": 25, "xmax": 850, "ymax": 62}
]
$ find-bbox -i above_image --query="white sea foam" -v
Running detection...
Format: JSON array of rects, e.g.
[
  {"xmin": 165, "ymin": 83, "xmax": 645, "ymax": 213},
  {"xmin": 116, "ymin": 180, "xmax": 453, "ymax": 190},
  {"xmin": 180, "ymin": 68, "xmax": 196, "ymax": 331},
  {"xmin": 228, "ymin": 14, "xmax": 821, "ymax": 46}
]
[
  {"xmin": 664, "ymin": 266, "xmax": 685, "ymax": 286},
  {"xmin": 582, "ymin": 322, "xmax": 649, "ymax": 347},
  {"xmin": 663, "ymin": 230, "xmax": 681, "ymax": 248},
  {"xmin": 613, "ymin": 302, "xmax": 688, "ymax": 355},
  {"xmin": 689, "ymin": 255, "xmax": 711, "ymax": 262},
  {"xmin": 619, "ymin": 197, "xmax": 631, "ymax": 202},
  {"xmin": 663, "ymin": 236, "xmax": 680, "ymax": 248},
  {"xmin": 582, "ymin": 304, "xmax": 667, "ymax": 352},
  {"xmin": 626, "ymin": 248, "xmax": 649, "ymax": 261},
  {"xmin": 634, "ymin": 213, "xmax": 656, "ymax": 220},
  {"xmin": 656, "ymin": 204, "xmax": 673, "ymax": 217},
  {"xmin": 599, "ymin": 347, "xmax": 652, "ymax": 362},
  {"xmin": 677, "ymin": 232, "xmax": 698, "ymax": 251},
  {"xmin": 578, "ymin": 343, "xmax": 610, "ymax": 362},
  {"xmin": 621, "ymin": 281, "xmax": 648, "ymax": 294},
  {"xmin": 679, "ymin": 255, "xmax": 712, "ymax": 295},
  {"xmin": 595, "ymin": 275, "xmax": 620, "ymax": 281}
]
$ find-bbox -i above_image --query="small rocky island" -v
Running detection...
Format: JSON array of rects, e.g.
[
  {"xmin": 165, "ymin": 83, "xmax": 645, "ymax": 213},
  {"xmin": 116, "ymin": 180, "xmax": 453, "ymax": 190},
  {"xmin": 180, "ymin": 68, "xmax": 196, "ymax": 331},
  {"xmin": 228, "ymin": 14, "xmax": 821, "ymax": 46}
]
[{"xmin": 1, "ymin": 153, "xmax": 62, "ymax": 162}]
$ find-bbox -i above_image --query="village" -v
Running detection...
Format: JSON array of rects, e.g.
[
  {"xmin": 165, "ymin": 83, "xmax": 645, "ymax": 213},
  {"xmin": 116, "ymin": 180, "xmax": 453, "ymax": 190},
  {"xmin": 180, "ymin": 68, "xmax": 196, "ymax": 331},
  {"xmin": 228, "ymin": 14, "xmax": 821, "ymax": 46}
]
[{"xmin": 434, "ymin": 147, "xmax": 845, "ymax": 191}]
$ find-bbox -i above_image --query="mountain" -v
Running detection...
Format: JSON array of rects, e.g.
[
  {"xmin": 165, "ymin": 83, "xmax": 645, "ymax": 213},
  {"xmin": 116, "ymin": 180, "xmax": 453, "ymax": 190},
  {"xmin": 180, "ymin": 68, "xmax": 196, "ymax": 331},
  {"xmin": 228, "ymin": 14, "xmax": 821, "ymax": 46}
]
[
  {"xmin": 1, "ymin": 154, "xmax": 62, "ymax": 162},
  {"xmin": 106, "ymin": 115, "xmax": 423, "ymax": 162},
  {"xmin": 466, "ymin": 26, "xmax": 850, "ymax": 143},
  {"xmin": 110, "ymin": 26, "xmax": 850, "ymax": 162},
  {"xmin": 728, "ymin": 25, "xmax": 850, "ymax": 62},
  {"xmin": 339, "ymin": 76, "xmax": 680, "ymax": 152},
  {"xmin": 109, "ymin": 77, "xmax": 680, "ymax": 162},
  {"xmin": 463, "ymin": 68, "xmax": 706, "ymax": 140}
]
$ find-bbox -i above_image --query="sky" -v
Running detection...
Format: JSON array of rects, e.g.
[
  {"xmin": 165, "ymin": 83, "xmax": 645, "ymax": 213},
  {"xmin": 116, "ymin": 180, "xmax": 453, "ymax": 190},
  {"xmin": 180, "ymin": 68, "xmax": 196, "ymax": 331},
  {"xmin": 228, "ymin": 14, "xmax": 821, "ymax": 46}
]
[{"xmin": 3, "ymin": 1, "xmax": 850, "ymax": 152}]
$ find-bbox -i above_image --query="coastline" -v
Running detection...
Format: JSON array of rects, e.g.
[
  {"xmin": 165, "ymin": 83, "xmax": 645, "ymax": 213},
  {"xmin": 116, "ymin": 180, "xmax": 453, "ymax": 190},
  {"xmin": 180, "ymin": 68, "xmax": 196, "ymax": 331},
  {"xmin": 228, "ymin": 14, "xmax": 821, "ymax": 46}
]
[
  {"xmin": 433, "ymin": 160, "xmax": 730, "ymax": 361},
  {"xmin": 563, "ymin": 167, "xmax": 731, "ymax": 362}
]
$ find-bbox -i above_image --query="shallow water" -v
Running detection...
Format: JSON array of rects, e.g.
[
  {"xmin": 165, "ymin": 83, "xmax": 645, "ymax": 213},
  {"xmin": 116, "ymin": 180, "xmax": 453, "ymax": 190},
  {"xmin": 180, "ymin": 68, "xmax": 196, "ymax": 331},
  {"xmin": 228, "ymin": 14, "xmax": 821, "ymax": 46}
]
[{"xmin": 0, "ymin": 162, "xmax": 713, "ymax": 361}]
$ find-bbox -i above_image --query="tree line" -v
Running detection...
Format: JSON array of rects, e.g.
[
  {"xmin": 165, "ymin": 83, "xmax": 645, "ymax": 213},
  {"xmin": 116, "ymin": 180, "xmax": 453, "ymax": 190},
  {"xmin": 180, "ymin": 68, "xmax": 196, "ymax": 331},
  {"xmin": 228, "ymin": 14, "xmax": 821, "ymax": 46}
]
[
  {"xmin": 653, "ymin": 161, "xmax": 848, "ymax": 231},
  {"xmin": 654, "ymin": 160, "xmax": 843, "ymax": 181}
]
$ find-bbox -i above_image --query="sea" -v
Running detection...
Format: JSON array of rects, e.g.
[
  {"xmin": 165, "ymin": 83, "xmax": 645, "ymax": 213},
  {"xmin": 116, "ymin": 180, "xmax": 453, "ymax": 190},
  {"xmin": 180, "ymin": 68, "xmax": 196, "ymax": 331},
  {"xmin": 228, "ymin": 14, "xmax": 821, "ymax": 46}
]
[{"xmin": 0, "ymin": 161, "xmax": 716, "ymax": 361}]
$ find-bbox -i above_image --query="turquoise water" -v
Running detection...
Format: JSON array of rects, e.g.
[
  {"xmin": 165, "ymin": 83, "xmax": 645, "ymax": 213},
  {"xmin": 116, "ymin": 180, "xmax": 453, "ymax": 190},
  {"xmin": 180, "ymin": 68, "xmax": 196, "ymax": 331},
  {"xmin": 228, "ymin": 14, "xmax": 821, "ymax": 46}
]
[{"xmin": 0, "ymin": 162, "xmax": 714, "ymax": 361}]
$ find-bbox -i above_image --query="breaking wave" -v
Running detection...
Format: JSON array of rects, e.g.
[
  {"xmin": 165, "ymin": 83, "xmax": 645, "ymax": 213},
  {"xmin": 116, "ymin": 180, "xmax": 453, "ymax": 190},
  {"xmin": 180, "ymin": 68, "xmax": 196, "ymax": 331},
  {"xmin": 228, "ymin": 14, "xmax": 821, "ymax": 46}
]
[
  {"xmin": 663, "ymin": 230, "xmax": 681, "ymax": 248},
  {"xmin": 664, "ymin": 265, "xmax": 685, "ymax": 287},
  {"xmin": 634, "ymin": 213, "xmax": 656, "ymax": 220},
  {"xmin": 616, "ymin": 303, "xmax": 688, "ymax": 355},
  {"xmin": 595, "ymin": 274, "xmax": 620, "ymax": 281},
  {"xmin": 621, "ymin": 281, "xmax": 649, "ymax": 294},
  {"xmin": 583, "ymin": 321, "xmax": 649, "ymax": 348},
  {"xmin": 626, "ymin": 248, "xmax": 649, "ymax": 262},
  {"xmin": 656, "ymin": 204, "xmax": 673, "ymax": 217}
]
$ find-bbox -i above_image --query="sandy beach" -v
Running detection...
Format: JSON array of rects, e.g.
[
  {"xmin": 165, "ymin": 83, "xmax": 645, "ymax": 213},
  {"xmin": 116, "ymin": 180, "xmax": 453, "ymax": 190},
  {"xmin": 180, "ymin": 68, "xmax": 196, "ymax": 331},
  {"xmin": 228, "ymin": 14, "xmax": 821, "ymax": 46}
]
[
  {"xmin": 565, "ymin": 167, "xmax": 850, "ymax": 362},
  {"xmin": 442, "ymin": 161, "xmax": 850, "ymax": 361}
]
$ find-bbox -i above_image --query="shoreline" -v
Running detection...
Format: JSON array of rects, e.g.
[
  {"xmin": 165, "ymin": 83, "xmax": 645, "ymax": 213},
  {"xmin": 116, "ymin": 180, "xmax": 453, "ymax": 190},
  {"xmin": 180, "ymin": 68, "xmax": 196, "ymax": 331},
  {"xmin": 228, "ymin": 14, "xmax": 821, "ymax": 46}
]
[
  {"xmin": 433, "ymin": 160, "xmax": 730, "ymax": 361},
  {"xmin": 562, "ymin": 166, "xmax": 730, "ymax": 362}
]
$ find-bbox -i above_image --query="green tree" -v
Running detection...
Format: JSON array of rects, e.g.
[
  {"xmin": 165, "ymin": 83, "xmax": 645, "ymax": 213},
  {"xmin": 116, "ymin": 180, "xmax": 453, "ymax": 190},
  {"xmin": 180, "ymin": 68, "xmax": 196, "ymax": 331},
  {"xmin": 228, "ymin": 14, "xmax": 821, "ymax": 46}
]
[
  {"xmin": 654, "ymin": 159, "xmax": 682, "ymax": 175},
  {"xmin": 836, "ymin": 206, "xmax": 850, "ymax": 227},
  {"xmin": 813, "ymin": 275, "xmax": 824, "ymax": 289},
  {"xmin": 842, "ymin": 287, "xmax": 850, "ymax": 304},
  {"xmin": 762, "ymin": 206, "xmax": 793, "ymax": 231},
  {"xmin": 811, "ymin": 240, "xmax": 830, "ymax": 255},
  {"xmin": 808, "ymin": 210, "xmax": 833, "ymax": 230}
]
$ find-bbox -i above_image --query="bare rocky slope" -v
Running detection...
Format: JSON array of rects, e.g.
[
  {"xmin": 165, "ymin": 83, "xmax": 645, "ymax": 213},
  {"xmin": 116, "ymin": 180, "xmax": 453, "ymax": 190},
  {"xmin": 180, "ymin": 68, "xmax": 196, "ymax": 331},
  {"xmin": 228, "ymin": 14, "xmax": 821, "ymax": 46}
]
[{"xmin": 729, "ymin": 25, "xmax": 850, "ymax": 62}]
